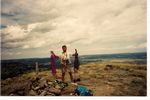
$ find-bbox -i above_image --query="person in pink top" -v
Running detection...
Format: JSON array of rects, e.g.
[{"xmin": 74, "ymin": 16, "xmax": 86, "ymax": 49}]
[{"xmin": 50, "ymin": 51, "xmax": 59, "ymax": 79}]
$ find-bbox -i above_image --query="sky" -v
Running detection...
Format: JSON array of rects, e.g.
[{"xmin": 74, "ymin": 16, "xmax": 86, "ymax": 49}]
[{"xmin": 1, "ymin": 0, "xmax": 147, "ymax": 60}]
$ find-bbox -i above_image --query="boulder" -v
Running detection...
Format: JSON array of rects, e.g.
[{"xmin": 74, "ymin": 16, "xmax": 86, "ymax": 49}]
[
  {"xmin": 55, "ymin": 84, "xmax": 61, "ymax": 89},
  {"xmin": 33, "ymin": 86, "xmax": 40, "ymax": 91},
  {"xmin": 39, "ymin": 80, "xmax": 47, "ymax": 88},
  {"xmin": 46, "ymin": 92, "xmax": 55, "ymax": 96},
  {"xmin": 39, "ymin": 90, "xmax": 47, "ymax": 96},
  {"xmin": 24, "ymin": 81, "xmax": 32, "ymax": 95},
  {"xmin": 48, "ymin": 82, "xmax": 53, "ymax": 85},
  {"xmin": 9, "ymin": 93, "xmax": 16, "ymax": 96},
  {"xmin": 29, "ymin": 90, "xmax": 37, "ymax": 96},
  {"xmin": 49, "ymin": 87, "xmax": 61, "ymax": 95}
]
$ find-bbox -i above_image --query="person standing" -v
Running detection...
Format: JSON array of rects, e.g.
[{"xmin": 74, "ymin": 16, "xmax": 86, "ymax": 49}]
[
  {"xmin": 50, "ymin": 51, "xmax": 59, "ymax": 79},
  {"xmin": 72, "ymin": 49, "xmax": 80, "ymax": 83},
  {"xmin": 61, "ymin": 45, "xmax": 73, "ymax": 82}
]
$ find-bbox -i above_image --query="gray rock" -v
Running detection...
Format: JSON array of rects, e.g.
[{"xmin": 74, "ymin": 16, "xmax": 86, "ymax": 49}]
[
  {"xmin": 55, "ymin": 84, "xmax": 61, "ymax": 89},
  {"xmin": 49, "ymin": 87, "xmax": 61, "ymax": 95},
  {"xmin": 48, "ymin": 82, "xmax": 53, "ymax": 85},
  {"xmin": 39, "ymin": 81, "xmax": 46, "ymax": 88},
  {"xmin": 39, "ymin": 90, "xmax": 47, "ymax": 96},
  {"xmin": 44, "ymin": 87, "xmax": 50, "ymax": 91},
  {"xmin": 34, "ymin": 86, "xmax": 40, "ymax": 91},
  {"xmin": 46, "ymin": 92, "xmax": 55, "ymax": 96},
  {"xmin": 39, "ymin": 79, "xmax": 47, "ymax": 88},
  {"xmin": 24, "ymin": 81, "xmax": 32, "ymax": 95},
  {"xmin": 45, "ymin": 83, "xmax": 48, "ymax": 87},
  {"xmin": 37, "ymin": 89, "xmax": 42, "ymax": 94},
  {"xmin": 9, "ymin": 93, "xmax": 15, "ymax": 96},
  {"xmin": 29, "ymin": 90, "xmax": 37, "ymax": 96}
]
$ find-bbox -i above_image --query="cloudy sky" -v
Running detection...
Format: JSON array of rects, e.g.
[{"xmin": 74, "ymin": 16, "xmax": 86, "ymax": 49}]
[{"xmin": 1, "ymin": 0, "xmax": 147, "ymax": 60}]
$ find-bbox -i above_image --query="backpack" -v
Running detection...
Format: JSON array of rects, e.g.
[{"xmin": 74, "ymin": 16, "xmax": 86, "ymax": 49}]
[{"xmin": 74, "ymin": 85, "xmax": 93, "ymax": 96}]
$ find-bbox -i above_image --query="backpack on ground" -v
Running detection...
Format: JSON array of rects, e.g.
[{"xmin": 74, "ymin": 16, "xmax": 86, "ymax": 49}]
[{"xmin": 74, "ymin": 85, "xmax": 93, "ymax": 96}]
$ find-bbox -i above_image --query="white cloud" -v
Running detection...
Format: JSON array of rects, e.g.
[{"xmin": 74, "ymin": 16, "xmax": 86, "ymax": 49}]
[
  {"xmin": 2, "ymin": 25, "xmax": 29, "ymax": 40},
  {"xmin": 1, "ymin": 0, "xmax": 147, "ymax": 59}
]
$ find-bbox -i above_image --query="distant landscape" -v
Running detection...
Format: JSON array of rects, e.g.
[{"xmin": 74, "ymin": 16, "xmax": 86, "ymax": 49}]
[
  {"xmin": 1, "ymin": 52, "xmax": 146, "ymax": 80},
  {"xmin": 1, "ymin": 52, "xmax": 147, "ymax": 96}
]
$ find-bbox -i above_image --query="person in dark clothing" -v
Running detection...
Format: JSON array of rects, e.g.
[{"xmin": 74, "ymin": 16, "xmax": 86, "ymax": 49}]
[
  {"xmin": 72, "ymin": 49, "xmax": 80, "ymax": 83},
  {"xmin": 73, "ymin": 49, "xmax": 80, "ymax": 70}
]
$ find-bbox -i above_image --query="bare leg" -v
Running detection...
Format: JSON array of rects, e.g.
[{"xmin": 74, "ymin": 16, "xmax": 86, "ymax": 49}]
[
  {"xmin": 73, "ymin": 68, "xmax": 77, "ymax": 82},
  {"xmin": 62, "ymin": 72, "xmax": 65, "ymax": 82},
  {"xmin": 61, "ymin": 64, "xmax": 66, "ymax": 82},
  {"xmin": 69, "ymin": 72, "xmax": 73, "ymax": 82}
]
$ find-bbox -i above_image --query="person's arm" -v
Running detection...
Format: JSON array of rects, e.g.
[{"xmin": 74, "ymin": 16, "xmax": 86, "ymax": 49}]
[
  {"xmin": 67, "ymin": 53, "xmax": 72, "ymax": 64},
  {"xmin": 66, "ymin": 53, "xmax": 70, "ymax": 60},
  {"xmin": 54, "ymin": 54, "xmax": 59, "ymax": 59}
]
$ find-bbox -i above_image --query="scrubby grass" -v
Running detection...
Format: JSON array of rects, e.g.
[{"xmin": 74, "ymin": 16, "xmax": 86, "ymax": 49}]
[{"xmin": 1, "ymin": 59, "xmax": 147, "ymax": 96}]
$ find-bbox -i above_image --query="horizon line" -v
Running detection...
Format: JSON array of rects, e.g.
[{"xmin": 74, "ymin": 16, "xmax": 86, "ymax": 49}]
[{"xmin": 1, "ymin": 51, "xmax": 147, "ymax": 61}]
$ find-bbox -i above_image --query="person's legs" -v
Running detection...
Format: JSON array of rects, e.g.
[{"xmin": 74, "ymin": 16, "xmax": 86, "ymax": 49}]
[
  {"xmin": 69, "ymin": 72, "xmax": 73, "ymax": 82},
  {"xmin": 62, "ymin": 72, "xmax": 65, "ymax": 81},
  {"xmin": 61, "ymin": 64, "xmax": 66, "ymax": 82},
  {"xmin": 67, "ymin": 65, "xmax": 73, "ymax": 82},
  {"xmin": 51, "ymin": 66, "xmax": 56, "ymax": 75},
  {"xmin": 74, "ymin": 67, "xmax": 81, "ymax": 82},
  {"xmin": 73, "ymin": 68, "xmax": 78, "ymax": 82}
]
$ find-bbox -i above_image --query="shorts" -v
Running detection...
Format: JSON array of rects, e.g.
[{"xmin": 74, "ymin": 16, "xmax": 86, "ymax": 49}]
[{"xmin": 61, "ymin": 64, "xmax": 73, "ymax": 73}]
